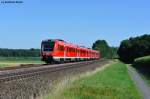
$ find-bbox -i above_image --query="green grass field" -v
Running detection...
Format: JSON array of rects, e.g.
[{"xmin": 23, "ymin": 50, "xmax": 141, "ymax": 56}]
[
  {"xmin": 44, "ymin": 61, "xmax": 140, "ymax": 99},
  {"xmin": 0, "ymin": 57, "xmax": 44, "ymax": 68}
]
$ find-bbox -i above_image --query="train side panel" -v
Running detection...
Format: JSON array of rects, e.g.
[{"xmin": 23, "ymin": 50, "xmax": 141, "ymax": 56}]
[{"xmin": 41, "ymin": 39, "xmax": 100, "ymax": 63}]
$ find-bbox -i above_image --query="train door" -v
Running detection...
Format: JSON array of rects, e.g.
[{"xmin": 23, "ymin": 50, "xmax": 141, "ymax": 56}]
[{"xmin": 64, "ymin": 45, "xmax": 66, "ymax": 61}]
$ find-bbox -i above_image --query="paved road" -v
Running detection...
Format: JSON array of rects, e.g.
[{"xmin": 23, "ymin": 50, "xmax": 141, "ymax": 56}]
[{"xmin": 128, "ymin": 65, "xmax": 150, "ymax": 99}]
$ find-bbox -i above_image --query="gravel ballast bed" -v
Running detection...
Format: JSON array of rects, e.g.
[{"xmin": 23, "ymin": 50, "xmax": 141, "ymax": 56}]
[{"xmin": 0, "ymin": 60, "xmax": 109, "ymax": 99}]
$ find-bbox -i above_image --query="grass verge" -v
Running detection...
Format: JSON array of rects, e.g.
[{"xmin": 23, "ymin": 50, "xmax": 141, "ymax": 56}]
[{"xmin": 44, "ymin": 61, "xmax": 140, "ymax": 99}]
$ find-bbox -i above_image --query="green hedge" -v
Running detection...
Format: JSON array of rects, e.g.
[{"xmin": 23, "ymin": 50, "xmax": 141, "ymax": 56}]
[
  {"xmin": 133, "ymin": 55, "xmax": 150, "ymax": 67},
  {"xmin": 118, "ymin": 34, "xmax": 150, "ymax": 63}
]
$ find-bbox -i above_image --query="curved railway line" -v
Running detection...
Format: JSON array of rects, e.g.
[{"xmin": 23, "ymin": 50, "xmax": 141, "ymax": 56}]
[{"xmin": 0, "ymin": 59, "xmax": 108, "ymax": 83}]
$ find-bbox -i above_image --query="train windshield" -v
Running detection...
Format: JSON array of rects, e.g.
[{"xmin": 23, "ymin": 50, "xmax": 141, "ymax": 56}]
[{"xmin": 42, "ymin": 41, "xmax": 55, "ymax": 51}]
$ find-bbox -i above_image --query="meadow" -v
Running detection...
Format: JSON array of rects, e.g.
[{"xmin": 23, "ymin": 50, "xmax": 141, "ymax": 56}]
[
  {"xmin": 0, "ymin": 57, "xmax": 44, "ymax": 68},
  {"xmin": 44, "ymin": 61, "xmax": 140, "ymax": 99}
]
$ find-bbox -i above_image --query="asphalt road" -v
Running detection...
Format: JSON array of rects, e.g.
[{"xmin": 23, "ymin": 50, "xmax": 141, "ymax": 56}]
[{"xmin": 128, "ymin": 65, "xmax": 150, "ymax": 99}]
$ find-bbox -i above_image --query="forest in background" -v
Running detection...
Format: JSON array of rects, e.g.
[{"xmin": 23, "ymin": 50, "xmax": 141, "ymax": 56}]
[
  {"xmin": 92, "ymin": 40, "xmax": 118, "ymax": 59},
  {"xmin": 0, "ymin": 41, "xmax": 118, "ymax": 58},
  {"xmin": 0, "ymin": 48, "xmax": 40, "ymax": 57},
  {"xmin": 0, "ymin": 34, "xmax": 149, "ymax": 61}
]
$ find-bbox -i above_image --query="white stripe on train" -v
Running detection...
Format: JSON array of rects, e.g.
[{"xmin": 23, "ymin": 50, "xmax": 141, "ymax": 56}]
[{"xmin": 53, "ymin": 56, "xmax": 97, "ymax": 59}]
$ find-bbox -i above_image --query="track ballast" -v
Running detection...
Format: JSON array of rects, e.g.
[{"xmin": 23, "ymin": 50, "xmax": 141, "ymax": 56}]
[{"xmin": 0, "ymin": 59, "xmax": 108, "ymax": 83}]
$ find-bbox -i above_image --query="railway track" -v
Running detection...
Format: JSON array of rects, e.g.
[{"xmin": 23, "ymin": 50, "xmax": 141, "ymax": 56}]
[{"xmin": 0, "ymin": 59, "xmax": 108, "ymax": 83}]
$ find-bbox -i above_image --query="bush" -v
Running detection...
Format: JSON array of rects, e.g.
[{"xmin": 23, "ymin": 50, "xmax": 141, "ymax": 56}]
[{"xmin": 133, "ymin": 56, "xmax": 150, "ymax": 82}]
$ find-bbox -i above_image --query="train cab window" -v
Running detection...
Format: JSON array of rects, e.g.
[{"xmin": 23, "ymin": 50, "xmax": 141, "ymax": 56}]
[{"xmin": 42, "ymin": 41, "xmax": 55, "ymax": 51}]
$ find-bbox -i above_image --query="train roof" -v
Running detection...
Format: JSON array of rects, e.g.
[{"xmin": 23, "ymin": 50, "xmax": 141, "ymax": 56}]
[{"xmin": 42, "ymin": 39, "xmax": 65, "ymax": 42}]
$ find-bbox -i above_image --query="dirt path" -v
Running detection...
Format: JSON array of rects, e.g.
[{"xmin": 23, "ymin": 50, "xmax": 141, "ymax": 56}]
[{"xmin": 128, "ymin": 65, "xmax": 150, "ymax": 99}]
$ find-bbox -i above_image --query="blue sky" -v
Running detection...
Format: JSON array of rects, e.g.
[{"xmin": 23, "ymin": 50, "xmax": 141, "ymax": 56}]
[{"xmin": 0, "ymin": 0, "xmax": 150, "ymax": 49}]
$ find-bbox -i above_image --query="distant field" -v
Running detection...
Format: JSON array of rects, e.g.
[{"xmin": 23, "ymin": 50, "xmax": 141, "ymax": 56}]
[
  {"xmin": 44, "ymin": 61, "xmax": 140, "ymax": 99},
  {"xmin": 0, "ymin": 57, "xmax": 44, "ymax": 68}
]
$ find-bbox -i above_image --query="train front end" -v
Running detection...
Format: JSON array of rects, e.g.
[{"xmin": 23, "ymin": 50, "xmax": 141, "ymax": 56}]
[{"xmin": 41, "ymin": 39, "xmax": 55, "ymax": 63}]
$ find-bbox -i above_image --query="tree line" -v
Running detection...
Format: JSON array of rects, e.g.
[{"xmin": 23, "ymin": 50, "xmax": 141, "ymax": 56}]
[
  {"xmin": 0, "ymin": 48, "xmax": 40, "ymax": 57},
  {"xmin": 117, "ymin": 34, "xmax": 150, "ymax": 63},
  {"xmin": 92, "ymin": 40, "xmax": 118, "ymax": 58},
  {"xmin": 0, "ymin": 40, "xmax": 118, "ymax": 58}
]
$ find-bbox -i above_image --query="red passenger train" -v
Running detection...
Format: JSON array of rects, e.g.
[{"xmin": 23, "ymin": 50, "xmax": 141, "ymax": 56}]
[{"xmin": 41, "ymin": 39, "xmax": 100, "ymax": 63}]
